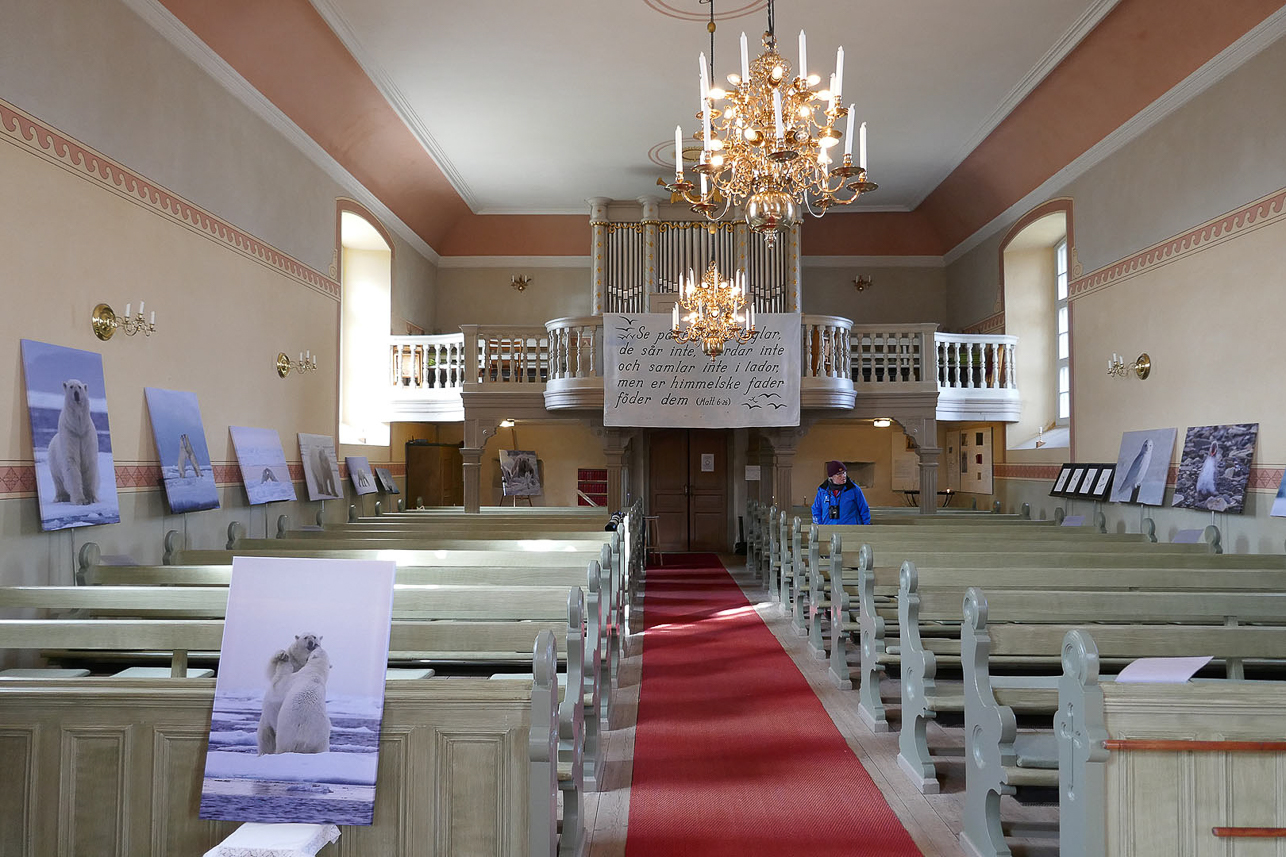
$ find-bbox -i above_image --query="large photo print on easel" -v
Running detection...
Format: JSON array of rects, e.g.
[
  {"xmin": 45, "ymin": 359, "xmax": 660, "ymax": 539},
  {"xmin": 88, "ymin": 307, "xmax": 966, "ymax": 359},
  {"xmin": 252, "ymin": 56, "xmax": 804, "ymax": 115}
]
[
  {"xmin": 200, "ymin": 556, "xmax": 396, "ymax": 825},
  {"xmin": 145, "ymin": 387, "xmax": 219, "ymax": 513},
  {"xmin": 20, "ymin": 339, "xmax": 121, "ymax": 530}
]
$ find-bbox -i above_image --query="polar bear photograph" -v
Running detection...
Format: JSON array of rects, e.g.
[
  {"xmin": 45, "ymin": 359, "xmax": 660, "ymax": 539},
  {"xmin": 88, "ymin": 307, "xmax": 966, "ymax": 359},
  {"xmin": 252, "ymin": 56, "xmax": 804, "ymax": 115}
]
[
  {"xmin": 144, "ymin": 387, "xmax": 220, "ymax": 513},
  {"xmin": 298, "ymin": 433, "xmax": 343, "ymax": 500},
  {"xmin": 201, "ymin": 556, "xmax": 396, "ymax": 825},
  {"xmin": 20, "ymin": 340, "xmax": 120, "ymax": 530}
]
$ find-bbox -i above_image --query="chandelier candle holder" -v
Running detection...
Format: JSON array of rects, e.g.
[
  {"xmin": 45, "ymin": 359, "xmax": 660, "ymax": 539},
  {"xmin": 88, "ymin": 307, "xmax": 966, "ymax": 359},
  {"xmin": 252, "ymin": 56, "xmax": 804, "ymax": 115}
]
[
  {"xmin": 663, "ymin": 0, "xmax": 877, "ymax": 245},
  {"xmin": 91, "ymin": 301, "xmax": 157, "ymax": 340},
  {"xmin": 670, "ymin": 260, "xmax": 757, "ymax": 359}
]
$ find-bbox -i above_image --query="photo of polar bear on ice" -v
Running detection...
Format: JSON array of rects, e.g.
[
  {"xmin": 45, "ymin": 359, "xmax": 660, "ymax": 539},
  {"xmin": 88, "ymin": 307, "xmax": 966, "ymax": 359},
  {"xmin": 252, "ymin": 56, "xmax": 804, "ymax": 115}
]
[
  {"xmin": 144, "ymin": 387, "xmax": 220, "ymax": 514},
  {"xmin": 20, "ymin": 340, "xmax": 121, "ymax": 531},
  {"xmin": 201, "ymin": 556, "xmax": 395, "ymax": 826}
]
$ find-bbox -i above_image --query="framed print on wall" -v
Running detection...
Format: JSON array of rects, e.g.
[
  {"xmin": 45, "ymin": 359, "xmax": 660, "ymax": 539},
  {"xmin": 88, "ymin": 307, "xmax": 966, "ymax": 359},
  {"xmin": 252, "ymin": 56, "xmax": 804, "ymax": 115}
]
[{"xmin": 1050, "ymin": 464, "xmax": 1074, "ymax": 497}]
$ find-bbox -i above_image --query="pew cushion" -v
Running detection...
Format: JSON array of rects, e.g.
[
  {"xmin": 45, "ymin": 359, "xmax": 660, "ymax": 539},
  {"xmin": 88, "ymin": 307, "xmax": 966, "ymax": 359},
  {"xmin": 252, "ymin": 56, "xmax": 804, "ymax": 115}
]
[
  {"xmin": 0, "ymin": 668, "xmax": 90, "ymax": 678},
  {"xmin": 202, "ymin": 821, "xmax": 340, "ymax": 857},
  {"xmin": 114, "ymin": 666, "xmax": 214, "ymax": 678}
]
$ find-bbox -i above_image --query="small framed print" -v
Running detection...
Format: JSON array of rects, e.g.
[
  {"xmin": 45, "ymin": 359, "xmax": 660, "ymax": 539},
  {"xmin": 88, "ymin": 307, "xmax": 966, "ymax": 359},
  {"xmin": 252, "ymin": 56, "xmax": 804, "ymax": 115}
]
[
  {"xmin": 1090, "ymin": 465, "xmax": 1115, "ymax": 500},
  {"xmin": 1075, "ymin": 467, "xmax": 1100, "ymax": 498},
  {"xmin": 1051, "ymin": 464, "xmax": 1074, "ymax": 496},
  {"xmin": 1067, "ymin": 467, "xmax": 1087, "ymax": 494}
]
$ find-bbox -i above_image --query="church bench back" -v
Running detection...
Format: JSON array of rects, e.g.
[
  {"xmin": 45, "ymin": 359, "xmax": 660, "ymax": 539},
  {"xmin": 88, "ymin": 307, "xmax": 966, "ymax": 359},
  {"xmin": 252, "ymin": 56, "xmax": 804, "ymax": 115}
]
[
  {"xmin": 894, "ymin": 577, "xmax": 1286, "ymax": 791},
  {"xmin": 960, "ymin": 598, "xmax": 1286, "ymax": 857},
  {"xmin": 0, "ymin": 631, "xmax": 564, "ymax": 857},
  {"xmin": 1058, "ymin": 630, "xmax": 1286, "ymax": 857}
]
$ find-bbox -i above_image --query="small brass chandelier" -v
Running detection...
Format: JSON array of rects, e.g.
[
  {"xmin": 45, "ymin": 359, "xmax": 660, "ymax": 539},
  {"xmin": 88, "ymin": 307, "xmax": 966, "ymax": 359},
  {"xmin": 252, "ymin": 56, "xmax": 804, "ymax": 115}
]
[
  {"xmin": 671, "ymin": 260, "xmax": 757, "ymax": 359},
  {"xmin": 663, "ymin": 0, "xmax": 876, "ymax": 246}
]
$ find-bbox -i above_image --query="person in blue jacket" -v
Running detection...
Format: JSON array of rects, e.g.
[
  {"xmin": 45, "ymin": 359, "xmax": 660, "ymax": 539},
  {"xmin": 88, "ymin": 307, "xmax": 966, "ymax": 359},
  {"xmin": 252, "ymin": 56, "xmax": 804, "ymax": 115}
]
[{"xmin": 811, "ymin": 460, "xmax": 871, "ymax": 525}]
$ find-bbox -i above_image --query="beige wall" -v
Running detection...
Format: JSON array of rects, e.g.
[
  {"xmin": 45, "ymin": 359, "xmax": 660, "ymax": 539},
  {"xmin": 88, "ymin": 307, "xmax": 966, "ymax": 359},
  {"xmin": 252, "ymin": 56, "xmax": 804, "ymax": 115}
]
[
  {"xmin": 434, "ymin": 266, "xmax": 591, "ymax": 333},
  {"xmin": 800, "ymin": 264, "xmax": 948, "ymax": 325},
  {"xmin": 478, "ymin": 421, "xmax": 607, "ymax": 507},
  {"xmin": 792, "ymin": 421, "xmax": 910, "ymax": 511}
]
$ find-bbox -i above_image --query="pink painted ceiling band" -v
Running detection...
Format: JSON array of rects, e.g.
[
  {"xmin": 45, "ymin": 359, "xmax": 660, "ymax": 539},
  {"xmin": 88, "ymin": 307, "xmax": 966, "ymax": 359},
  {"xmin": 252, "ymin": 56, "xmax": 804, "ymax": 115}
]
[
  {"xmin": 0, "ymin": 98, "xmax": 340, "ymax": 301},
  {"xmin": 1069, "ymin": 187, "xmax": 1286, "ymax": 301}
]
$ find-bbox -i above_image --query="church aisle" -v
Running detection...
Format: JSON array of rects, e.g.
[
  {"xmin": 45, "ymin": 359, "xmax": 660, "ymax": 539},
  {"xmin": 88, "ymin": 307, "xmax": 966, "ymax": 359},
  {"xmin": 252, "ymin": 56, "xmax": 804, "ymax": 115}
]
[{"xmin": 616, "ymin": 554, "xmax": 924, "ymax": 857}]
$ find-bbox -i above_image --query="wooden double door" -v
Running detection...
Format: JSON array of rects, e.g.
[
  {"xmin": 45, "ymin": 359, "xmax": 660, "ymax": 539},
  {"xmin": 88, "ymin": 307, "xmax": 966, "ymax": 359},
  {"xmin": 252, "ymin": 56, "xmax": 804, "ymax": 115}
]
[{"xmin": 648, "ymin": 429, "xmax": 728, "ymax": 552}]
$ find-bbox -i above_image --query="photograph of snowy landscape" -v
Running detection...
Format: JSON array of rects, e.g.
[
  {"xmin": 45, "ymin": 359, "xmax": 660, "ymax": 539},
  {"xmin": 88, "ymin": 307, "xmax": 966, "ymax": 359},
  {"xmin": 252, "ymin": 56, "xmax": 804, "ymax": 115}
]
[
  {"xmin": 200, "ymin": 555, "xmax": 397, "ymax": 825},
  {"xmin": 20, "ymin": 339, "xmax": 120, "ymax": 530},
  {"xmin": 230, "ymin": 426, "xmax": 296, "ymax": 505},
  {"xmin": 145, "ymin": 387, "xmax": 219, "ymax": 513}
]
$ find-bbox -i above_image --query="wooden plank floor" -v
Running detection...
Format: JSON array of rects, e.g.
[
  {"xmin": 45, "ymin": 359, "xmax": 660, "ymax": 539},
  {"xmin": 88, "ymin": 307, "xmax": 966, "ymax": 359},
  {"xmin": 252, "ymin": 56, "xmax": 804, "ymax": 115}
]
[{"xmin": 580, "ymin": 556, "xmax": 1059, "ymax": 857}]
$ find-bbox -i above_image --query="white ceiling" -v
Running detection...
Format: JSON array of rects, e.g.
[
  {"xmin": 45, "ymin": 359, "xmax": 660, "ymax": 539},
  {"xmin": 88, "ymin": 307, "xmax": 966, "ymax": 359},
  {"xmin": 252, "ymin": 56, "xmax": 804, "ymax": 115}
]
[{"xmin": 310, "ymin": 0, "xmax": 1118, "ymax": 215}]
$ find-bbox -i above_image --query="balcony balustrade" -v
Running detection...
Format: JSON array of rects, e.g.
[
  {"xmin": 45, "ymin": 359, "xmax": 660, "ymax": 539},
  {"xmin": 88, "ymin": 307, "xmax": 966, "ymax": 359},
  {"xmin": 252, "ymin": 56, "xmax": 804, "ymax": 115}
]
[{"xmin": 385, "ymin": 319, "xmax": 1020, "ymax": 422}]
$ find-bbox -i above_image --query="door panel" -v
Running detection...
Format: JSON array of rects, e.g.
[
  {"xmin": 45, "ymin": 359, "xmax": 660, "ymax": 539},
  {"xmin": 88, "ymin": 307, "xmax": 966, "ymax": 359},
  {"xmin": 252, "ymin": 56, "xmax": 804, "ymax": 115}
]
[
  {"xmin": 688, "ymin": 431, "xmax": 728, "ymax": 552},
  {"xmin": 647, "ymin": 430, "xmax": 728, "ymax": 552},
  {"xmin": 648, "ymin": 430, "xmax": 689, "ymax": 551}
]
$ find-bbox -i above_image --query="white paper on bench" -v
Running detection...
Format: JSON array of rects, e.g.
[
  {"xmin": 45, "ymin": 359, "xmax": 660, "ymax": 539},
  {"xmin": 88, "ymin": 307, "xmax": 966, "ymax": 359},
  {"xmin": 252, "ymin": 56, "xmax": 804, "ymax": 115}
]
[
  {"xmin": 1060, "ymin": 515, "xmax": 1085, "ymax": 527},
  {"xmin": 203, "ymin": 822, "xmax": 339, "ymax": 857},
  {"xmin": 1115, "ymin": 655, "xmax": 1212, "ymax": 683}
]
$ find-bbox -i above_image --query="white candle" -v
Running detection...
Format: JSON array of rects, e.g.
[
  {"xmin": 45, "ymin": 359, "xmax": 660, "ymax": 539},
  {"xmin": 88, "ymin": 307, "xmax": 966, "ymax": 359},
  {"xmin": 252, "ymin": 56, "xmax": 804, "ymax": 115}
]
[
  {"xmin": 673, "ymin": 302, "xmax": 679, "ymax": 330},
  {"xmin": 740, "ymin": 32, "xmax": 749, "ymax": 82},
  {"xmin": 299, "ymin": 352, "xmax": 304, "ymax": 363},
  {"xmin": 844, "ymin": 105, "xmax": 855, "ymax": 156},
  {"xmin": 674, "ymin": 125, "xmax": 683, "ymax": 175},
  {"xmin": 150, "ymin": 310, "xmax": 155, "ymax": 325},
  {"xmin": 702, "ymin": 93, "xmax": 711, "ymax": 151},
  {"xmin": 859, "ymin": 121, "xmax": 867, "ymax": 169},
  {"xmin": 798, "ymin": 30, "xmax": 807, "ymax": 81},
  {"xmin": 699, "ymin": 52, "xmax": 709, "ymax": 100},
  {"xmin": 124, "ymin": 303, "xmax": 131, "ymax": 318},
  {"xmin": 700, "ymin": 172, "xmax": 708, "ymax": 197},
  {"xmin": 834, "ymin": 46, "xmax": 844, "ymax": 98},
  {"xmin": 138, "ymin": 300, "xmax": 144, "ymax": 316},
  {"xmin": 773, "ymin": 89, "xmax": 783, "ymax": 140}
]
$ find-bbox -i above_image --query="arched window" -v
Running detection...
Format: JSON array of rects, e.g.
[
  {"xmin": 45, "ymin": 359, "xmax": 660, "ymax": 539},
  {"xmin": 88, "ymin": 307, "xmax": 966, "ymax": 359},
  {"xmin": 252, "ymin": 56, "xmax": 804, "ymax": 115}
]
[
  {"xmin": 337, "ymin": 204, "xmax": 393, "ymax": 446},
  {"xmin": 999, "ymin": 199, "xmax": 1074, "ymax": 450}
]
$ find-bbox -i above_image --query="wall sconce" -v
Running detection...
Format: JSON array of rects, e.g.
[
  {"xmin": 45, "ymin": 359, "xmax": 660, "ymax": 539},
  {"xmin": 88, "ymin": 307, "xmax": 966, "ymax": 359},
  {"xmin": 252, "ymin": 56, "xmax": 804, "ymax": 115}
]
[
  {"xmin": 872, "ymin": 418, "xmax": 891, "ymax": 428},
  {"xmin": 511, "ymin": 275, "xmax": 531, "ymax": 292},
  {"xmin": 91, "ymin": 302, "xmax": 156, "ymax": 340},
  {"xmin": 276, "ymin": 351, "xmax": 318, "ymax": 378},
  {"xmin": 1107, "ymin": 352, "xmax": 1151, "ymax": 379},
  {"xmin": 853, "ymin": 275, "xmax": 872, "ymax": 292}
]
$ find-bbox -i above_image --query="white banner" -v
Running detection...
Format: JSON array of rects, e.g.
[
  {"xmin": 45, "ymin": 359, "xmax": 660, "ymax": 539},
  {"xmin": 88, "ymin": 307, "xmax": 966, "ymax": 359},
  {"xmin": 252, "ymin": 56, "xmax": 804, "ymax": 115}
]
[{"xmin": 604, "ymin": 313, "xmax": 800, "ymax": 428}]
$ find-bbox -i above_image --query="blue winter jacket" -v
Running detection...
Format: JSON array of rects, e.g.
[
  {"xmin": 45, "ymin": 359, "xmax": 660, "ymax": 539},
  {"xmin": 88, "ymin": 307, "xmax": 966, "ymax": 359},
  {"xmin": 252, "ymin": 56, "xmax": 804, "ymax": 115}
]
[{"xmin": 811, "ymin": 479, "xmax": 871, "ymax": 525}]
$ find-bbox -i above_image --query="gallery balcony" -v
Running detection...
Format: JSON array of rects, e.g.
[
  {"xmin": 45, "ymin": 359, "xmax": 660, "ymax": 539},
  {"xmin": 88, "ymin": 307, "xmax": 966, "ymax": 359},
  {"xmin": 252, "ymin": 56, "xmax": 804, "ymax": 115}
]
[{"xmin": 384, "ymin": 319, "xmax": 1021, "ymax": 424}]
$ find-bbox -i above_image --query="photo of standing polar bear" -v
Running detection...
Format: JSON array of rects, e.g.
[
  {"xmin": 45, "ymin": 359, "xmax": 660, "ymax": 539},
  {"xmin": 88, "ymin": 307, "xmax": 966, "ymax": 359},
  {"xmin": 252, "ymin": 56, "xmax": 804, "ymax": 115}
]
[
  {"xmin": 144, "ymin": 387, "xmax": 219, "ymax": 513},
  {"xmin": 229, "ymin": 426, "xmax": 296, "ymax": 505},
  {"xmin": 201, "ymin": 555, "xmax": 396, "ymax": 825},
  {"xmin": 20, "ymin": 339, "xmax": 120, "ymax": 530},
  {"xmin": 345, "ymin": 455, "xmax": 378, "ymax": 496},
  {"xmin": 298, "ymin": 433, "xmax": 343, "ymax": 501}
]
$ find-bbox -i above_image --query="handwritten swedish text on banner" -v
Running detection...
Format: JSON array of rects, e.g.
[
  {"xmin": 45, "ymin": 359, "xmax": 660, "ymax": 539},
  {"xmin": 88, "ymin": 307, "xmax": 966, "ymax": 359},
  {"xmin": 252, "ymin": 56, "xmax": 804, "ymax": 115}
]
[{"xmin": 603, "ymin": 313, "xmax": 800, "ymax": 428}]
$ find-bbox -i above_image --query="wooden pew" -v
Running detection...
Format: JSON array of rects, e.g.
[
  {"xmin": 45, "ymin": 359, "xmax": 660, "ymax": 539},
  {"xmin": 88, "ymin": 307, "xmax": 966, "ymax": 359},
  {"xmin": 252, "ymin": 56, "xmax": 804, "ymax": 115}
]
[
  {"xmin": 845, "ymin": 555, "xmax": 1286, "ymax": 725},
  {"xmin": 0, "ymin": 626, "xmax": 569, "ymax": 857},
  {"xmin": 820, "ymin": 530, "xmax": 1270, "ymax": 690},
  {"xmin": 958, "ymin": 592, "xmax": 1286, "ymax": 857},
  {"xmin": 1058, "ymin": 629, "xmax": 1286, "ymax": 857},
  {"xmin": 895, "ymin": 568, "xmax": 1286, "ymax": 793}
]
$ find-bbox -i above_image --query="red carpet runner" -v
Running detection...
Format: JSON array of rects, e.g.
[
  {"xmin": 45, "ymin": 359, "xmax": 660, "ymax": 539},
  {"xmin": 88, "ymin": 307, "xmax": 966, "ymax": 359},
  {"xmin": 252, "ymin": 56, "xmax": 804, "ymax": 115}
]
[{"xmin": 624, "ymin": 554, "xmax": 923, "ymax": 856}]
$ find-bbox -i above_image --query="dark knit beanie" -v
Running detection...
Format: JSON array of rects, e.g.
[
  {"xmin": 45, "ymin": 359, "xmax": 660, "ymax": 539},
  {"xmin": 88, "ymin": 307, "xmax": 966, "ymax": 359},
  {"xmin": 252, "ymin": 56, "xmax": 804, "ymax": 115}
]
[{"xmin": 825, "ymin": 460, "xmax": 845, "ymax": 478}]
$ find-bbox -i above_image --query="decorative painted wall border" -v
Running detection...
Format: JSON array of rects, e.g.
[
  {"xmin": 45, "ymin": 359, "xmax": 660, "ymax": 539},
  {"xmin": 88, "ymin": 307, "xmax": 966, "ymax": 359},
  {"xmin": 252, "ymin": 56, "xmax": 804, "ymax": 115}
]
[
  {"xmin": 0, "ymin": 98, "xmax": 341, "ymax": 301},
  {"xmin": 1068, "ymin": 187, "xmax": 1286, "ymax": 301},
  {"xmin": 962, "ymin": 312, "xmax": 1006, "ymax": 335},
  {"xmin": 997, "ymin": 463, "xmax": 1284, "ymax": 493},
  {"xmin": 0, "ymin": 461, "xmax": 405, "ymax": 497}
]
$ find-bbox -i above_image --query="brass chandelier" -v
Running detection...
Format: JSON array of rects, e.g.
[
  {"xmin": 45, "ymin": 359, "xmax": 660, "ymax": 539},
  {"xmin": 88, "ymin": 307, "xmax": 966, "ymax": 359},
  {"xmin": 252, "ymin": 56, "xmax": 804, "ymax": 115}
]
[
  {"xmin": 671, "ymin": 260, "xmax": 757, "ymax": 359},
  {"xmin": 663, "ymin": 0, "xmax": 876, "ymax": 246}
]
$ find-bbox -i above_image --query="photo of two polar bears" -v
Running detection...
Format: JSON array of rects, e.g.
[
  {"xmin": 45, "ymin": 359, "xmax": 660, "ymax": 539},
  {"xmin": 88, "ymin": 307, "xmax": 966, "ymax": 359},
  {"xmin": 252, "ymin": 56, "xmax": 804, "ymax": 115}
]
[
  {"xmin": 48, "ymin": 379, "xmax": 99, "ymax": 505},
  {"xmin": 176, "ymin": 433, "xmax": 202, "ymax": 479},
  {"xmin": 257, "ymin": 633, "xmax": 332, "ymax": 755}
]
